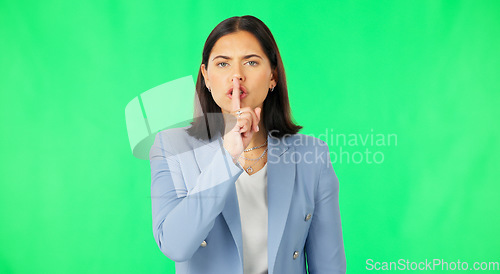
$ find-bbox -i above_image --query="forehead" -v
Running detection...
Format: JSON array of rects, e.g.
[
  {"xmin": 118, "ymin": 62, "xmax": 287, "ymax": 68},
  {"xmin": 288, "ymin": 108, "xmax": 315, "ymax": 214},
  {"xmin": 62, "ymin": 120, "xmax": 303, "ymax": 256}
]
[{"xmin": 210, "ymin": 31, "xmax": 266, "ymax": 57}]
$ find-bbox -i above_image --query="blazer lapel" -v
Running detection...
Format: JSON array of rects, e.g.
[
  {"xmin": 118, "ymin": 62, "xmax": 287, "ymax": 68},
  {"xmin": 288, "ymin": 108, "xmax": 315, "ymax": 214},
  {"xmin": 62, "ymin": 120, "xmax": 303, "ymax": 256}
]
[
  {"xmin": 267, "ymin": 133, "xmax": 295, "ymax": 274},
  {"xmin": 192, "ymin": 131, "xmax": 295, "ymax": 274},
  {"xmin": 217, "ymin": 134, "xmax": 244, "ymax": 268},
  {"xmin": 193, "ymin": 132, "xmax": 245, "ymax": 268},
  {"xmin": 221, "ymin": 183, "xmax": 244, "ymax": 268}
]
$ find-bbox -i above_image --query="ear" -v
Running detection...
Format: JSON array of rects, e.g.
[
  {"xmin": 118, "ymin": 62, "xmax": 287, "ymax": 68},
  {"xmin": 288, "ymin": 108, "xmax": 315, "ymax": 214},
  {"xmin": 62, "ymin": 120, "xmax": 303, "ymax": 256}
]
[
  {"xmin": 270, "ymin": 69, "xmax": 277, "ymax": 88},
  {"xmin": 201, "ymin": 64, "xmax": 210, "ymax": 88}
]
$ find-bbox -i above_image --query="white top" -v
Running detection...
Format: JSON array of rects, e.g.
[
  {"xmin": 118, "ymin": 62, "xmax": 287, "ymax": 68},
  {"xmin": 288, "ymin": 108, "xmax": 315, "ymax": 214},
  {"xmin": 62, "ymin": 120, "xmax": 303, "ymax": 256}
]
[{"xmin": 235, "ymin": 163, "xmax": 268, "ymax": 274}]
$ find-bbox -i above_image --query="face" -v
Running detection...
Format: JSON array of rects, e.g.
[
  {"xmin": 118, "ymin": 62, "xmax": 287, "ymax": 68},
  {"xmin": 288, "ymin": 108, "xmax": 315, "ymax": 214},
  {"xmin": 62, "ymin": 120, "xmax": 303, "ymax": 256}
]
[{"xmin": 201, "ymin": 31, "xmax": 277, "ymax": 114}]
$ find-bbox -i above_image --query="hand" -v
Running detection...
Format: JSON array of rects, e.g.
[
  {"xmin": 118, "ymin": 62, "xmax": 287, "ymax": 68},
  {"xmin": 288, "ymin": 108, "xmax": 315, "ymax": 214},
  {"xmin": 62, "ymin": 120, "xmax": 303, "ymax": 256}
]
[{"xmin": 223, "ymin": 77, "xmax": 262, "ymax": 164}]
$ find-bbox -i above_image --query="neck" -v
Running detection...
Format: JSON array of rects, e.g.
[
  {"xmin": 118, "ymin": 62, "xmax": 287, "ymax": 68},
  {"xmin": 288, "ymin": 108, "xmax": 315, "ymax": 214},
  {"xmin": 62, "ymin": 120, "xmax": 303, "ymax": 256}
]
[{"xmin": 246, "ymin": 126, "xmax": 268, "ymax": 150}]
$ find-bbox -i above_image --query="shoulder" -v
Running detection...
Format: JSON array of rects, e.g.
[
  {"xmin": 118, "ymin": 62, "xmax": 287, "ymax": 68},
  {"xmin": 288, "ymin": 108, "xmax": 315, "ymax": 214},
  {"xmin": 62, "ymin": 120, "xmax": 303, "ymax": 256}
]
[
  {"xmin": 155, "ymin": 126, "xmax": 191, "ymax": 140},
  {"xmin": 153, "ymin": 126, "xmax": 204, "ymax": 155}
]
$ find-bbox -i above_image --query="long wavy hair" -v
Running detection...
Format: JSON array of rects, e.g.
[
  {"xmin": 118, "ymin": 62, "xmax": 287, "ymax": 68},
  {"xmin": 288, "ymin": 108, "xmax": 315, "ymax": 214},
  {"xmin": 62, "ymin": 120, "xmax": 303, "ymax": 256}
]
[{"xmin": 186, "ymin": 15, "xmax": 302, "ymax": 141}]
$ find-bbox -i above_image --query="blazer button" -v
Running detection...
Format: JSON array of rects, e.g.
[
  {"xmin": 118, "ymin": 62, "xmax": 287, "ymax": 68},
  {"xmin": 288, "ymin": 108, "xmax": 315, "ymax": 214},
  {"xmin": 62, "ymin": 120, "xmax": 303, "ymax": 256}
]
[
  {"xmin": 200, "ymin": 240, "xmax": 207, "ymax": 247},
  {"xmin": 305, "ymin": 213, "xmax": 312, "ymax": 221},
  {"xmin": 293, "ymin": 251, "xmax": 299, "ymax": 260}
]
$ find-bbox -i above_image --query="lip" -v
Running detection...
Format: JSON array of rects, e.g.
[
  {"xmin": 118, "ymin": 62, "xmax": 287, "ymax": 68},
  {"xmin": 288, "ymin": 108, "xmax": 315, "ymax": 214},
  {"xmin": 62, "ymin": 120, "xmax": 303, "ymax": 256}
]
[{"xmin": 226, "ymin": 86, "xmax": 248, "ymax": 99}]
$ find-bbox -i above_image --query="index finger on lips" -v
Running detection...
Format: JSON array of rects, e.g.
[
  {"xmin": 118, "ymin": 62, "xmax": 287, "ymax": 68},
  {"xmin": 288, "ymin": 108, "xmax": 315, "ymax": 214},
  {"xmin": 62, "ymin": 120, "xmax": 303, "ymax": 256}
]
[{"xmin": 231, "ymin": 77, "xmax": 241, "ymax": 112}]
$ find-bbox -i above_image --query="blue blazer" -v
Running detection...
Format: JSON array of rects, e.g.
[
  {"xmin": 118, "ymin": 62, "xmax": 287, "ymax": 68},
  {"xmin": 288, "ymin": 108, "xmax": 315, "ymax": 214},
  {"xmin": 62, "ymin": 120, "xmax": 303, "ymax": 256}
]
[{"xmin": 149, "ymin": 127, "xmax": 346, "ymax": 274}]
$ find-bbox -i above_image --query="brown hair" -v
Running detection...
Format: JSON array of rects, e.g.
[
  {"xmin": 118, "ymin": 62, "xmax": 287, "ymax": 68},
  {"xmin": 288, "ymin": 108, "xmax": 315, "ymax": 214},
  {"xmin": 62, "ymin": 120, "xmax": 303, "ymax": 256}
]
[{"xmin": 187, "ymin": 15, "xmax": 302, "ymax": 140}]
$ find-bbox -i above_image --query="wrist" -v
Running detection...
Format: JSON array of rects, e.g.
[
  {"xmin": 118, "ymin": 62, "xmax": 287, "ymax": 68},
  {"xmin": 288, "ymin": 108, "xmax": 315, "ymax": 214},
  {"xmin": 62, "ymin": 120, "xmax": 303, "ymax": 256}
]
[{"xmin": 223, "ymin": 145, "xmax": 242, "ymax": 168}]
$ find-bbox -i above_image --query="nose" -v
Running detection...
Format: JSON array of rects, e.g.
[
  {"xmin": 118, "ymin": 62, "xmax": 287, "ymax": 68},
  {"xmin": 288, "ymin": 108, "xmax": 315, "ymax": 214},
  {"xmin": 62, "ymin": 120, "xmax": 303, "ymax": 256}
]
[{"xmin": 231, "ymin": 66, "xmax": 245, "ymax": 83}]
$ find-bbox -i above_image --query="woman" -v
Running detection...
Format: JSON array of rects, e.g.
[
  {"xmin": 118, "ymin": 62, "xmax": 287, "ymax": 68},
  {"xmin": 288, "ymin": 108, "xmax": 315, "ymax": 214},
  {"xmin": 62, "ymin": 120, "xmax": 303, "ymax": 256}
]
[{"xmin": 150, "ymin": 15, "xmax": 346, "ymax": 274}]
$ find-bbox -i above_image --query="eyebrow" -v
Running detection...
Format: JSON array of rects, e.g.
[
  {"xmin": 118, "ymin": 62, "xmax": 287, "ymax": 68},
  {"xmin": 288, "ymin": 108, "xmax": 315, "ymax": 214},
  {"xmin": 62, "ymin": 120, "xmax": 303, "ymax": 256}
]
[{"xmin": 211, "ymin": 54, "xmax": 263, "ymax": 61}]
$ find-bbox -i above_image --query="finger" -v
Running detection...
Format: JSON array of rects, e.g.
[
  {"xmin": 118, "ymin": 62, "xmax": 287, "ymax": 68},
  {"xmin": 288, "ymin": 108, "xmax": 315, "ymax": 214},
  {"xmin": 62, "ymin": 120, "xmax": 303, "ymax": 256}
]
[
  {"xmin": 235, "ymin": 114, "xmax": 250, "ymax": 131},
  {"xmin": 237, "ymin": 115, "xmax": 252, "ymax": 133},
  {"xmin": 230, "ymin": 122, "xmax": 241, "ymax": 134},
  {"xmin": 231, "ymin": 77, "xmax": 241, "ymax": 111},
  {"xmin": 254, "ymin": 107, "xmax": 262, "ymax": 132},
  {"xmin": 240, "ymin": 107, "xmax": 260, "ymax": 133},
  {"xmin": 242, "ymin": 111, "xmax": 256, "ymax": 133}
]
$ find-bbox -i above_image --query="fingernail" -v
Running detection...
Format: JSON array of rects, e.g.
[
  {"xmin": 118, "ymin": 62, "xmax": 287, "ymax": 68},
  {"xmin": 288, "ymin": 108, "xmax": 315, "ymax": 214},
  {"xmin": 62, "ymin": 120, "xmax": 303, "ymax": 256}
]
[{"xmin": 256, "ymin": 125, "xmax": 259, "ymax": 131}]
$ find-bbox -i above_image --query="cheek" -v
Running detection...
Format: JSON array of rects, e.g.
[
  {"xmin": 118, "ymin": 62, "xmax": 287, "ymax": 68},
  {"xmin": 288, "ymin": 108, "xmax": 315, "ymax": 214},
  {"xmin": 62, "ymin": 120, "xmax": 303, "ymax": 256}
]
[
  {"xmin": 249, "ymin": 86, "xmax": 269, "ymax": 106},
  {"xmin": 257, "ymin": 71, "xmax": 273, "ymax": 90},
  {"xmin": 211, "ymin": 73, "xmax": 229, "ymax": 91},
  {"xmin": 255, "ymin": 68, "xmax": 270, "ymax": 79},
  {"xmin": 210, "ymin": 86, "xmax": 230, "ymax": 110}
]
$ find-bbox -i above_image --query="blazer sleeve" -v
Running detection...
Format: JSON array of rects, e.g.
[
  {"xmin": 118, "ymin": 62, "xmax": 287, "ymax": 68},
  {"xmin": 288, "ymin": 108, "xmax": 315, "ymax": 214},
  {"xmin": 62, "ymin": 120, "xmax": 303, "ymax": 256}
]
[
  {"xmin": 149, "ymin": 131, "xmax": 244, "ymax": 262},
  {"xmin": 305, "ymin": 143, "xmax": 346, "ymax": 273}
]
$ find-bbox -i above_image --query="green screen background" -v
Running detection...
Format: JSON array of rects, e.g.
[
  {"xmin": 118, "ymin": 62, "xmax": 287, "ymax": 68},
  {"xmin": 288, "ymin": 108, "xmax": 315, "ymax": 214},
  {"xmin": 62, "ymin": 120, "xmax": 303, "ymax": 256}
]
[{"xmin": 1, "ymin": 0, "xmax": 499, "ymax": 273}]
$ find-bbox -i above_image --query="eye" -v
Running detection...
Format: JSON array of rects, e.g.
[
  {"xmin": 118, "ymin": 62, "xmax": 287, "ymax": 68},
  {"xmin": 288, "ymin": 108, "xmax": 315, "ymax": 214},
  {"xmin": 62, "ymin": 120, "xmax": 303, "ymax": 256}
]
[
  {"xmin": 217, "ymin": 62, "xmax": 229, "ymax": 68},
  {"xmin": 247, "ymin": 61, "xmax": 258, "ymax": 66}
]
